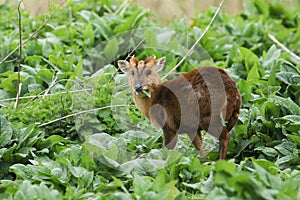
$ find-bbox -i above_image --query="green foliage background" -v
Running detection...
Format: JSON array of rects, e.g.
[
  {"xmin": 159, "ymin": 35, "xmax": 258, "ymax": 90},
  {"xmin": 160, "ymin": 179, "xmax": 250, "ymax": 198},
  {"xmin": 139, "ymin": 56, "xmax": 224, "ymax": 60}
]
[{"xmin": 0, "ymin": 0, "xmax": 300, "ymax": 199}]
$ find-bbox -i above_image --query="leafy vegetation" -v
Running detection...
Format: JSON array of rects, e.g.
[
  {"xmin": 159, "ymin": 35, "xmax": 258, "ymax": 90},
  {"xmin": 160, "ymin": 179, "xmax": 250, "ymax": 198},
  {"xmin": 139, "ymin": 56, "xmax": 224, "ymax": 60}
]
[{"xmin": 0, "ymin": 0, "xmax": 300, "ymax": 199}]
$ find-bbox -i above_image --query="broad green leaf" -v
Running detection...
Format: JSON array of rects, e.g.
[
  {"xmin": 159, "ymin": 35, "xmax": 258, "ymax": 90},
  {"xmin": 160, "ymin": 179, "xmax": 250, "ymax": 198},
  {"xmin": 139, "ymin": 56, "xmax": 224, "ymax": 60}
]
[
  {"xmin": 287, "ymin": 134, "xmax": 300, "ymax": 146},
  {"xmin": 261, "ymin": 101, "xmax": 281, "ymax": 120},
  {"xmin": 84, "ymin": 23, "xmax": 94, "ymax": 46},
  {"xmin": 253, "ymin": 160, "xmax": 281, "ymax": 189},
  {"xmin": 1, "ymin": 73, "xmax": 25, "ymax": 94},
  {"xmin": 114, "ymin": 10, "xmax": 148, "ymax": 34},
  {"xmin": 247, "ymin": 64, "xmax": 260, "ymax": 80},
  {"xmin": 9, "ymin": 164, "xmax": 33, "ymax": 179},
  {"xmin": 133, "ymin": 173, "xmax": 152, "ymax": 196},
  {"xmin": 165, "ymin": 150, "xmax": 182, "ymax": 167},
  {"xmin": 252, "ymin": 159, "xmax": 279, "ymax": 175},
  {"xmin": 239, "ymin": 47, "xmax": 259, "ymax": 72},
  {"xmin": 2, "ymin": 143, "xmax": 17, "ymax": 161},
  {"xmin": 274, "ymin": 141, "xmax": 296, "ymax": 156},
  {"xmin": 276, "ymin": 115, "xmax": 300, "ymax": 132},
  {"xmin": 16, "ymin": 124, "xmax": 39, "ymax": 149},
  {"xmin": 271, "ymin": 96, "xmax": 300, "ymax": 115},
  {"xmin": 215, "ymin": 160, "xmax": 236, "ymax": 176},
  {"xmin": 0, "ymin": 114, "xmax": 13, "ymax": 148},
  {"xmin": 255, "ymin": 146, "xmax": 278, "ymax": 157},
  {"xmin": 276, "ymin": 71, "xmax": 300, "ymax": 86},
  {"xmin": 163, "ymin": 180, "xmax": 181, "ymax": 200},
  {"xmin": 214, "ymin": 160, "xmax": 237, "ymax": 187},
  {"xmin": 281, "ymin": 63, "xmax": 300, "ymax": 74},
  {"xmin": 144, "ymin": 30, "xmax": 158, "ymax": 48},
  {"xmin": 37, "ymin": 68, "xmax": 54, "ymax": 85},
  {"xmin": 78, "ymin": 10, "xmax": 112, "ymax": 40},
  {"xmin": 254, "ymin": 0, "xmax": 270, "ymax": 17},
  {"xmin": 238, "ymin": 80, "xmax": 252, "ymax": 104},
  {"xmin": 40, "ymin": 135, "xmax": 71, "ymax": 149},
  {"xmin": 98, "ymin": 154, "xmax": 120, "ymax": 169},
  {"xmin": 276, "ymin": 155, "xmax": 295, "ymax": 165},
  {"xmin": 152, "ymin": 169, "xmax": 167, "ymax": 192},
  {"xmin": 103, "ymin": 37, "xmax": 119, "ymax": 63}
]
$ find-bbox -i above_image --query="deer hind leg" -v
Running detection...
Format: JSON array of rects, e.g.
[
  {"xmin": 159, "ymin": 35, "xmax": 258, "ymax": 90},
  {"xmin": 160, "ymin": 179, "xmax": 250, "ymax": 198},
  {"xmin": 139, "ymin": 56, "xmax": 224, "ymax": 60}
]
[
  {"xmin": 218, "ymin": 128, "xmax": 230, "ymax": 159},
  {"xmin": 163, "ymin": 128, "xmax": 178, "ymax": 149},
  {"xmin": 188, "ymin": 132, "xmax": 205, "ymax": 158}
]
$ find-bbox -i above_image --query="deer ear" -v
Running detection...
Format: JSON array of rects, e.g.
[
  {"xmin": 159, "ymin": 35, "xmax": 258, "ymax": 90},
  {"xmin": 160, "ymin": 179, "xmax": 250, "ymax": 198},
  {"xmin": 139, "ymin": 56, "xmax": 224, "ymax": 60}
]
[
  {"xmin": 156, "ymin": 57, "xmax": 166, "ymax": 72},
  {"xmin": 118, "ymin": 60, "xmax": 130, "ymax": 73}
]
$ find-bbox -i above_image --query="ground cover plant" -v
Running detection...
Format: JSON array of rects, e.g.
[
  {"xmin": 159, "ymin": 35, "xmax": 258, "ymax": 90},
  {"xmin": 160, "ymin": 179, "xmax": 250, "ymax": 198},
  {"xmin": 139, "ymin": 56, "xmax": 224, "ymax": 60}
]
[{"xmin": 0, "ymin": 0, "xmax": 300, "ymax": 199}]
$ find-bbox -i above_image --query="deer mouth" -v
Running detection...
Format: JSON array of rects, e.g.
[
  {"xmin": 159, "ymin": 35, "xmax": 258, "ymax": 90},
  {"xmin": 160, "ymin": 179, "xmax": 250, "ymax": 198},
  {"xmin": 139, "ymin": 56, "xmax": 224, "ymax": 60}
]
[
  {"xmin": 141, "ymin": 89, "xmax": 151, "ymax": 98},
  {"xmin": 134, "ymin": 86, "xmax": 151, "ymax": 98}
]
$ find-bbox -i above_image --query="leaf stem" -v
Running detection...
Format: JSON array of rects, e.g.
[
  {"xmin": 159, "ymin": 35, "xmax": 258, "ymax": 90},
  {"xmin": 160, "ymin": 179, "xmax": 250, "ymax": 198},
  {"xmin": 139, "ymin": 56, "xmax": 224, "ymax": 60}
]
[
  {"xmin": 0, "ymin": 0, "xmax": 68, "ymax": 65},
  {"xmin": 268, "ymin": 33, "xmax": 300, "ymax": 63},
  {"xmin": 38, "ymin": 104, "xmax": 133, "ymax": 127},
  {"xmin": 162, "ymin": 0, "xmax": 225, "ymax": 80}
]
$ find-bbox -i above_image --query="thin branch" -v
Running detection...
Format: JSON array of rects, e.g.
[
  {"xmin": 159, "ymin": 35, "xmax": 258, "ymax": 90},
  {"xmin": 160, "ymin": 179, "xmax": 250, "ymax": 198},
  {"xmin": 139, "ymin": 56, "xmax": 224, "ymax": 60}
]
[
  {"xmin": 268, "ymin": 33, "xmax": 300, "ymax": 63},
  {"xmin": 23, "ymin": 78, "xmax": 86, "ymax": 108},
  {"xmin": 43, "ymin": 75, "xmax": 58, "ymax": 99},
  {"xmin": 162, "ymin": 0, "xmax": 225, "ymax": 80},
  {"xmin": 14, "ymin": 0, "xmax": 23, "ymax": 109},
  {"xmin": 108, "ymin": 38, "xmax": 145, "ymax": 83},
  {"xmin": 114, "ymin": 0, "xmax": 132, "ymax": 16},
  {"xmin": 38, "ymin": 104, "xmax": 133, "ymax": 127},
  {"xmin": 0, "ymin": 0, "xmax": 68, "ymax": 65},
  {"xmin": 0, "ymin": 89, "xmax": 91, "ymax": 103}
]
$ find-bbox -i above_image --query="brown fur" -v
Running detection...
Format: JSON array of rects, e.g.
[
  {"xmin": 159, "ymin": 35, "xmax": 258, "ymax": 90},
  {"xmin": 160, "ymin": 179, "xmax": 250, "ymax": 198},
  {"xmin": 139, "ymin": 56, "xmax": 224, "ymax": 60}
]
[{"xmin": 118, "ymin": 56, "xmax": 241, "ymax": 159}]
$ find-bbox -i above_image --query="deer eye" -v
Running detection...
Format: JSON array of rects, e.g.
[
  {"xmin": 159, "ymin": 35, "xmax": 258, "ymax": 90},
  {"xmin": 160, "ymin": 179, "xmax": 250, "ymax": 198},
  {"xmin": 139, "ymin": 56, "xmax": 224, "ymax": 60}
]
[
  {"xmin": 146, "ymin": 70, "xmax": 151, "ymax": 76},
  {"xmin": 131, "ymin": 70, "xmax": 134, "ymax": 76}
]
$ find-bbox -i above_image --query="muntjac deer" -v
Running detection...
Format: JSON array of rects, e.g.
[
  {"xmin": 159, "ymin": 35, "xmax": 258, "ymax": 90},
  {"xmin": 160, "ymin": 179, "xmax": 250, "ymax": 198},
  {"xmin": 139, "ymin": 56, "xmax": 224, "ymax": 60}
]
[{"xmin": 118, "ymin": 56, "xmax": 241, "ymax": 159}]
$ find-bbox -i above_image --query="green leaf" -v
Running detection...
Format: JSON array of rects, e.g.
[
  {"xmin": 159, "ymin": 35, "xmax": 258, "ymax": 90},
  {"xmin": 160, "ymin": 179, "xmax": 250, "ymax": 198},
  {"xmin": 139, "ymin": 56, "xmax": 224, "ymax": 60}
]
[
  {"xmin": 78, "ymin": 10, "xmax": 112, "ymax": 40},
  {"xmin": 133, "ymin": 173, "xmax": 152, "ymax": 196},
  {"xmin": 214, "ymin": 160, "xmax": 237, "ymax": 187},
  {"xmin": 114, "ymin": 10, "xmax": 148, "ymax": 34},
  {"xmin": 239, "ymin": 47, "xmax": 259, "ymax": 72},
  {"xmin": 252, "ymin": 159, "xmax": 279, "ymax": 175},
  {"xmin": 16, "ymin": 124, "xmax": 39, "ymax": 149},
  {"xmin": 1, "ymin": 73, "xmax": 25, "ymax": 94},
  {"xmin": 37, "ymin": 68, "xmax": 54, "ymax": 85},
  {"xmin": 0, "ymin": 114, "xmax": 14, "ymax": 148},
  {"xmin": 247, "ymin": 64, "xmax": 260, "ymax": 80},
  {"xmin": 276, "ymin": 72, "xmax": 300, "ymax": 86},
  {"xmin": 84, "ymin": 23, "xmax": 94, "ymax": 46},
  {"xmin": 252, "ymin": 160, "xmax": 281, "ymax": 189},
  {"xmin": 261, "ymin": 101, "xmax": 281, "ymax": 120},
  {"xmin": 40, "ymin": 135, "xmax": 71, "ymax": 149},
  {"xmin": 255, "ymin": 146, "xmax": 278, "ymax": 157},
  {"xmin": 103, "ymin": 37, "xmax": 119, "ymax": 62},
  {"xmin": 274, "ymin": 141, "xmax": 296, "ymax": 156},
  {"xmin": 9, "ymin": 164, "xmax": 33, "ymax": 179},
  {"xmin": 287, "ymin": 134, "xmax": 300, "ymax": 146},
  {"xmin": 271, "ymin": 96, "xmax": 300, "ymax": 115},
  {"xmin": 254, "ymin": 0, "xmax": 270, "ymax": 17}
]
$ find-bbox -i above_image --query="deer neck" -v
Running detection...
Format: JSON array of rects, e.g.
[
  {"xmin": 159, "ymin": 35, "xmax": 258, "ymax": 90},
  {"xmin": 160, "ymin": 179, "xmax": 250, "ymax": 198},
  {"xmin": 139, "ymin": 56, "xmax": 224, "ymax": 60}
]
[{"xmin": 132, "ymin": 83, "xmax": 161, "ymax": 118}]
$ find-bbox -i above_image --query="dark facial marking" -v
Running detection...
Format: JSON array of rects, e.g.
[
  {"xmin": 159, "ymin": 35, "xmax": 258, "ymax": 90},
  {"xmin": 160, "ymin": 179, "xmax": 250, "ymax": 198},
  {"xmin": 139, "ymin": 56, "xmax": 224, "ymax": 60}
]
[{"xmin": 146, "ymin": 69, "xmax": 151, "ymax": 76}]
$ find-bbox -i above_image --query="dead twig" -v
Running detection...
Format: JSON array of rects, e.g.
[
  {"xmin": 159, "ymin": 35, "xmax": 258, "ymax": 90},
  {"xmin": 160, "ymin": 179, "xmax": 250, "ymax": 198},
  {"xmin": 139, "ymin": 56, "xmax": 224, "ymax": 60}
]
[
  {"xmin": 14, "ymin": 0, "xmax": 24, "ymax": 109},
  {"xmin": 268, "ymin": 33, "xmax": 300, "ymax": 63},
  {"xmin": 0, "ymin": 0, "xmax": 68, "ymax": 65},
  {"xmin": 109, "ymin": 38, "xmax": 145, "ymax": 83},
  {"xmin": 38, "ymin": 104, "xmax": 133, "ymax": 127},
  {"xmin": 0, "ymin": 89, "xmax": 91, "ymax": 103},
  {"xmin": 162, "ymin": 0, "xmax": 225, "ymax": 80}
]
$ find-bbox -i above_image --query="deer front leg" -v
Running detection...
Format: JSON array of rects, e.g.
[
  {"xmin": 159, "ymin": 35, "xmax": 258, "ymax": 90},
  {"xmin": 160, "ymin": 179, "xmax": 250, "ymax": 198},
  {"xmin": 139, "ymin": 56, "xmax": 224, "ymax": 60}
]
[
  {"xmin": 219, "ymin": 129, "xmax": 230, "ymax": 159},
  {"xmin": 163, "ymin": 128, "xmax": 178, "ymax": 149}
]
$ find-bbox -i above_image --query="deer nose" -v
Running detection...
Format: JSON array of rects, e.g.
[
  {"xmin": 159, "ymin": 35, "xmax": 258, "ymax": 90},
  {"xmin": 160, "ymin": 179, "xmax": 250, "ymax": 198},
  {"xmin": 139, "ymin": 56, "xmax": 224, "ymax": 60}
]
[{"xmin": 134, "ymin": 84, "xmax": 143, "ymax": 93}]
